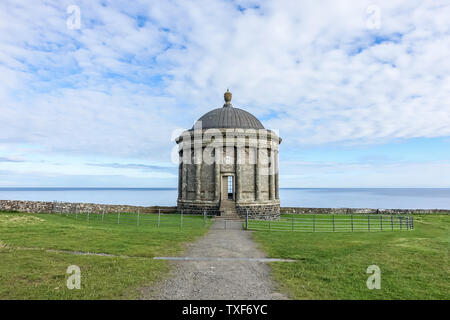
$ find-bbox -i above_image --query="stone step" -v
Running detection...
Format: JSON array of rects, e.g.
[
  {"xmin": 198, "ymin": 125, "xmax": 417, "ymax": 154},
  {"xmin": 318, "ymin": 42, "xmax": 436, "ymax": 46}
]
[
  {"xmin": 218, "ymin": 211, "xmax": 240, "ymax": 216},
  {"xmin": 218, "ymin": 200, "xmax": 240, "ymax": 219},
  {"xmin": 220, "ymin": 209, "xmax": 236, "ymax": 212},
  {"xmin": 220, "ymin": 209, "xmax": 237, "ymax": 213},
  {"xmin": 220, "ymin": 211, "xmax": 239, "ymax": 217},
  {"xmin": 220, "ymin": 207, "xmax": 236, "ymax": 211},
  {"xmin": 220, "ymin": 211, "xmax": 238, "ymax": 216},
  {"xmin": 220, "ymin": 202, "xmax": 235, "ymax": 206}
]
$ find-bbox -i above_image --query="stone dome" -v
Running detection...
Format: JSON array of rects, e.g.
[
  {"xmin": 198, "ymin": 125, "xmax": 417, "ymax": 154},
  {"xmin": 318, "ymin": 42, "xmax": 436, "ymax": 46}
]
[
  {"xmin": 192, "ymin": 90, "xmax": 264, "ymax": 130},
  {"xmin": 193, "ymin": 106, "xmax": 265, "ymax": 130}
]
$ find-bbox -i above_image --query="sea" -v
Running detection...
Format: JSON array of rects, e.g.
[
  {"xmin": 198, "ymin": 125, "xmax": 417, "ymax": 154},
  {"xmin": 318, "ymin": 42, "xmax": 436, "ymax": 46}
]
[{"xmin": 0, "ymin": 188, "xmax": 449, "ymax": 209}]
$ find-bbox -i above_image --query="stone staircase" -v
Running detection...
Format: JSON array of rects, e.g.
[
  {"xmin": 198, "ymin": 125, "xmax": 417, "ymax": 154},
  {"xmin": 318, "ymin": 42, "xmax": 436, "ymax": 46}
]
[{"xmin": 216, "ymin": 200, "xmax": 242, "ymax": 221}]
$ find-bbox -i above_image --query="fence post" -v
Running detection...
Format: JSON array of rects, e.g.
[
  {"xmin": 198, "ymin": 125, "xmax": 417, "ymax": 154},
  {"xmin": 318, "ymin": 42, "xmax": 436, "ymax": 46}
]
[
  {"xmin": 87, "ymin": 208, "xmax": 90, "ymax": 222},
  {"xmin": 391, "ymin": 215, "xmax": 394, "ymax": 231},
  {"xmin": 225, "ymin": 219, "xmax": 227, "ymax": 230},
  {"xmin": 102, "ymin": 208, "xmax": 104, "ymax": 223},
  {"xmin": 118, "ymin": 211, "xmax": 120, "ymax": 224},
  {"xmin": 380, "ymin": 215, "xmax": 383, "ymax": 231},
  {"xmin": 351, "ymin": 215, "xmax": 353, "ymax": 232},
  {"xmin": 59, "ymin": 202, "xmax": 62, "ymax": 215},
  {"xmin": 400, "ymin": 216, "xmax": 402, "ymax": 230},
  {"xmin": 313, "ymin": 215, "xmax": 316, "ymax": 232},
  {"xmin": 246, "ymin": 209, "xmax": 249, "ymax": 230},
  {"xmin": 158, "ymin": 209, "xmax": 161, "ymax": 227},
  {"xmin": 368, "ymin": 215, "xmax": 370, "ymax": 232},
  {"xmin": 411, "ymin": 216, "xmax": 414, "ymax": 229},
  {"xmin": 203, "ymin": 210, "xmax": 206, "ymax": 227},
  {"xmin": 75, "ymin": 205, "xmax": 78, "ymax": 220},
  {"xmin": 291, "ymin": 214, "xmax": 294, "ymax": 232},
  {"xmin": 332, "ymin": 215, "xmax": 335, "ymax": 232},
  {"xmin": 269, "ymin": 220, "xmax": 271, "ymax": 232},
  {"xmin": 137, "ymin": 209, "xmax": 140, "ymax": 227}
]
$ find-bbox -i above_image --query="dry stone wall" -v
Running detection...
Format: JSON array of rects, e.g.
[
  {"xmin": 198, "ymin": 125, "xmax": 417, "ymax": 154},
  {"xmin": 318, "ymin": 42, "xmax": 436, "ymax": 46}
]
[
  {"xmin": 1, "ymin": 200, "xmax": 448, "ymax": 215},
  {"xmin": 281, "ymin": 207, "xmax": 450, "ymax": 215},
  {"xmin": 0, "ymin": 200, "xmax": 176, "ymax": 214}
]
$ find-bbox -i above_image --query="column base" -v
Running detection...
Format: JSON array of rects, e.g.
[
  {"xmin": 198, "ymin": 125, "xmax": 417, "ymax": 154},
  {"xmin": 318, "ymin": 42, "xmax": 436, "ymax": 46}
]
[
  {"xmin": 236, "ymin": 200, "xmax": 280, "ymax": 220},
  {"xmin": 177, "ymin": 200, "xmax": 221, "ymax": 215}
]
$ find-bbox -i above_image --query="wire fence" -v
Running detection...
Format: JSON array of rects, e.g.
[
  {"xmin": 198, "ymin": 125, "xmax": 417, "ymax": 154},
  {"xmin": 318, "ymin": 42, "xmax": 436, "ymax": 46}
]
[
  {"xmin": 246, "ymin": 213, "xmax": 414, "ymax": 233},
  {"xmin": 51, "ymin": 201, "xmax": 211, "ymax": 229},
  {"xmin": 51, "ymin": 202, "xmax": 414, "ymax": 232}
]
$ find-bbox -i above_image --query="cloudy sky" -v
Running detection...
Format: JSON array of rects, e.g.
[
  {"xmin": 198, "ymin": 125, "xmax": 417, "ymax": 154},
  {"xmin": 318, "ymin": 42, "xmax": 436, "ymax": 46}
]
[{"xmin": 0, "ymin": 0, "xmax": 449, "ymax": 188}]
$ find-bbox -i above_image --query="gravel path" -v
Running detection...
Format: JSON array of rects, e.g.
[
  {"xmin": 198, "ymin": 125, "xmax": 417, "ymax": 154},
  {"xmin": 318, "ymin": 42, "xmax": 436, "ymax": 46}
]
[{"xmin": 141, "ymin": 221, "xmax": 288, "ymax": 300}]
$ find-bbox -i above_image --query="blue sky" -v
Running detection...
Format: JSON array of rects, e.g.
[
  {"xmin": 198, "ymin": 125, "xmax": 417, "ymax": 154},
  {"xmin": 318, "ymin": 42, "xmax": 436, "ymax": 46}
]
[{"xmin": 0, "ymin": 0, "xmax": 449, "ymax": 188}]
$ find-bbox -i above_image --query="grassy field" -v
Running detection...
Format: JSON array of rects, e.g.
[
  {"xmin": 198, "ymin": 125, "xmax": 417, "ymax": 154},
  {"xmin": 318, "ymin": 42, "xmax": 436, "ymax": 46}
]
[
  {"xmin": 251, "ymin": 214, "xmax": 450, "ymax": 299},
  {"xmin": 0, "ymin": 211, "xmax": 211, "ymax": 299}
]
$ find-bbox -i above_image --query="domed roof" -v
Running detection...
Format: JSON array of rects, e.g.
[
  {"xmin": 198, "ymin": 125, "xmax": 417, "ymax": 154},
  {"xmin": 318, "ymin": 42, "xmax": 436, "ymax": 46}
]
[{"xmin": 192, "ymin": 90, "xmax": 264, "ymax": 130}]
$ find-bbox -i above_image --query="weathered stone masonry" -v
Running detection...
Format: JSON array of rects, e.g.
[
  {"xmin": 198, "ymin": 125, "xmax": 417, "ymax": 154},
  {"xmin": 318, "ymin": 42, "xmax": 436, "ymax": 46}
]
[{"xmin": 176, "ymin": 90, "xmax": 282, "ymax": 219}]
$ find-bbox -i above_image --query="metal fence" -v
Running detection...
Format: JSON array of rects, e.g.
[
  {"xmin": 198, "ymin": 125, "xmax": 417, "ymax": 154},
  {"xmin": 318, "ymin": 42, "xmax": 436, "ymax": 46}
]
[
  {"xmin": 51, "ymin": 202, "xmax": 414, "ymax": 232},
  {"xmin": 51, "ymin": 201, "xmax": 211, "ymax": 229},
  {"xmin": 246, "ymin": 213, "xmax": 414, "ymax": 232}
]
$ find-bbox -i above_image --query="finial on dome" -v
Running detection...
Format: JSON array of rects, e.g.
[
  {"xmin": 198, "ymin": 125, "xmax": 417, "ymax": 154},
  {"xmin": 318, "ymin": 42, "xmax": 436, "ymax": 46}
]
[{"xmin": 224, "ymin": 89, "xmax": 232, "ymax": 106}]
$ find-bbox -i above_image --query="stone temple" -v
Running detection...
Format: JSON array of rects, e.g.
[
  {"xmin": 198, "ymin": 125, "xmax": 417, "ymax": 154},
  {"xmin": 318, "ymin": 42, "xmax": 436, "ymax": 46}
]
[{"xmin": 176, "ymin": 90, "xmax": 281, "ymax": 220}]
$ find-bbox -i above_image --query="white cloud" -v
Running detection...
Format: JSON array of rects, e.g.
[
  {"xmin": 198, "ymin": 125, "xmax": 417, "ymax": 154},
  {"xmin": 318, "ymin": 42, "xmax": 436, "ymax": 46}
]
[{"xmin": 0, "ymin": 0, "xmax": 449, "ymax": 186}]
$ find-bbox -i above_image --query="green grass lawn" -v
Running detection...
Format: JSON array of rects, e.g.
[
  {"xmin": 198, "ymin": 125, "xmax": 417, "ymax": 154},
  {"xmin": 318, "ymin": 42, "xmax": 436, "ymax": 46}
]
[
  {"xmin": 251, "ymin": 214, "xmax": 450, "ymax": 299},
  {"xmin": 0, "ymin": 211, "xmax": 211, "ymax": 299}
]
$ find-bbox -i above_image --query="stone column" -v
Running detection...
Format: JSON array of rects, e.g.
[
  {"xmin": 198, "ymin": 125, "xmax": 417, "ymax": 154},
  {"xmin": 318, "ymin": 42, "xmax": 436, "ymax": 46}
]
[
  {"xmin": 236, "ymin": 146, "xmax": 242, "ymax": 202},
  {"xmin": 214, "ymin": 147, "xmax": 221, "ymax": 201},
  {"xmin": 255, "ymin": 147, "xmax": 260, "ymax": 201},
  {"xmin": 195, "ymin": 164, "xmax": 201, "ymax": 200},
  {"xmin": 275, "ymin": 149, "xmax": 279, "ymax": 199},
  {"xmin": 182, "ymin": 156, "xmax": 187, "ymax": 200},
  {"xmin": 193, "ymin": 123, "xmax": 202, "ymax": 201},
  {"xmin": 178, "ymin": 162, "xmax": 182, "ymax": 200},
  {"xmin": 194, "ymin": 145, "xmax": 202, "ymax": 200},
  {"xmin": 269, "ymin": 148, "xmax": 275, "ymax": 200}
]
